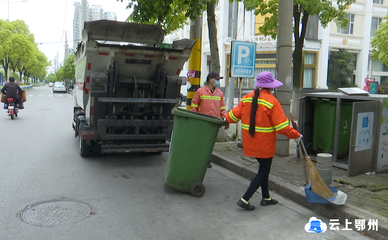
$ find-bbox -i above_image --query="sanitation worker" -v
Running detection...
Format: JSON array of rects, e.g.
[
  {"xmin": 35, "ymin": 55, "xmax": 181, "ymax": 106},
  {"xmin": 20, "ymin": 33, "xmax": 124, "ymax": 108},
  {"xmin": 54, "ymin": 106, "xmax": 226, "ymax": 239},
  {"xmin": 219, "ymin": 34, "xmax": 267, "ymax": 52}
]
[
  {"xmin": 190, "ymin": 72, "xmax": 227, "ymax": 167},
  {"xmin": 225, "ymin": 71, "xmax": 302, "ymax": 211},
  {"xmin": 190, "ymin": 72, "xmax": 226, "ymax": 118}
]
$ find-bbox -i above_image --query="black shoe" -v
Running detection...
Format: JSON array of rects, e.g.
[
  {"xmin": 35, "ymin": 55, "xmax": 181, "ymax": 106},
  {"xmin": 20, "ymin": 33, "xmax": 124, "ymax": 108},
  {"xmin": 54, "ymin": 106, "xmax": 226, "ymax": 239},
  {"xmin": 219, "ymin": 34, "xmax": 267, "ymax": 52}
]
[
  {"xmin": 237, "ymin": 199, "xmax": 255, "ymax": 211},
  {"xmin": 260, "ymin": 198, "xmax": 278, "ymax": 206},
  {"xmin": 207, "ymin": 163, "xmax": 212, "ymax": 168}
]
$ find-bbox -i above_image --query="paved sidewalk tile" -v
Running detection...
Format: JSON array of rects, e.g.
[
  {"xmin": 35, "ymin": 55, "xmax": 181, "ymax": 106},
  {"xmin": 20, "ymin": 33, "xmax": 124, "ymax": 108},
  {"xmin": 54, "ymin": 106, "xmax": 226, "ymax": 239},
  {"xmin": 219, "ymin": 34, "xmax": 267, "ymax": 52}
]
[{"xmin": 212, "ymin": 141, "xmax": 388, "ymax": 240}]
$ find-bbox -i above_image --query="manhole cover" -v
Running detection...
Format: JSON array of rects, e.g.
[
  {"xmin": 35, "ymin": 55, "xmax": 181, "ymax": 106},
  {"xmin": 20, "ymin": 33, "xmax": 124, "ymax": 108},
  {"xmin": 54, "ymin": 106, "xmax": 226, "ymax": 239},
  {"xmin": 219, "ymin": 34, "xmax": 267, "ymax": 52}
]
[{"xmin": 21, "ymin": 200, "xmax": 92, "ymax": 227}]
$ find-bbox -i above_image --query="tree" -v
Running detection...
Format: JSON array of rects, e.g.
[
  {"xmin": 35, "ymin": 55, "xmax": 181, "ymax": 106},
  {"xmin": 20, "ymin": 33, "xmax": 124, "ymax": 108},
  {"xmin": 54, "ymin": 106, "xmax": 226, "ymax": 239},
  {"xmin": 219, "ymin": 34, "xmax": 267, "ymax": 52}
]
[
  {"xmin": 0, "ymin": 19, "xmax": 36, "ymax": 82},
  {"xmin": 23, "ymin": 50, "xmax": 50, "ymax": 83},
  {"xmin": 119, "ymin": 0, "xmax": 220, "ymax": 73},
  {"xmin": 61, "ymin": 53, "xmax": 75, "ymax": 80},
  {"xmin": 371, "ymin": 14, "xmax": 388, "ymax": 66},
  {"xmin": 122, "ymin": 0, "xmax": 205, "ymax": 33},
  {"xmin": 241, "ymin": 0, "xmax": 356, "ymax": 118}
]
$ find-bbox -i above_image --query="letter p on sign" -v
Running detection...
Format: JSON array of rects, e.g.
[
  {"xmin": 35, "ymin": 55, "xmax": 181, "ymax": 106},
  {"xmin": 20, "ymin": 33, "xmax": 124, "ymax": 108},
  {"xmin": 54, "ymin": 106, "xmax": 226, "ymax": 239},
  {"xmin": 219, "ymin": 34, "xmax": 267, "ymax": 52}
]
[{"xmin": 237, "ymin": 46, "xmax": 249, "ymax": 64}]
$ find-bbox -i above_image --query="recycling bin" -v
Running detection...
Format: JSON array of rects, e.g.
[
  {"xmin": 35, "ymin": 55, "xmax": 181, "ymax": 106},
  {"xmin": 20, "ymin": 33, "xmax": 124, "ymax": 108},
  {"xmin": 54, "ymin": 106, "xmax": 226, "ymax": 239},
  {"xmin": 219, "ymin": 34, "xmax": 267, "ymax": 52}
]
[
  {"xmin": 311, "ymin": 98, "xmax": 352, "ymax": 158},
  {"xmin": 164, "ymin": 107, "xmax": 226, "ymax": 197}
]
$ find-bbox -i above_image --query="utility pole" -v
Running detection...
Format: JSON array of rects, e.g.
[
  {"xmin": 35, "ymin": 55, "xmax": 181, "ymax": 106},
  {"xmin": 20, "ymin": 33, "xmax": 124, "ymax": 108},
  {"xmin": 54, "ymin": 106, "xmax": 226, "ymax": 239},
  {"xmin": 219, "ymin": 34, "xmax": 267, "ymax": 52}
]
[
  {"xmin": 275, "ymin": 0, "xmax": 293, "ymax": 156},
  {"xmin": 64, "ymin": 31, "xmax": 69, "ymax": 61},
  {"xmin": 186, "ymin": 15, "xmax": 202, "ymax": 110},
  {"xmin": 226, "ymin": 1, "xmax": 238, "ymax": 111}
]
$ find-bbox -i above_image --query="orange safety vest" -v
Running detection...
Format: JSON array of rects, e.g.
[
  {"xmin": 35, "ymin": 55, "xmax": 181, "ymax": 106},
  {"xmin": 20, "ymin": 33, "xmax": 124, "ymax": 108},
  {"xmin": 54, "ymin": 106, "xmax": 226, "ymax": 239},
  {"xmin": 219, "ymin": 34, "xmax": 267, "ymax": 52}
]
[
  {"xmin": 226, "ymin": 89, "xmax": 300, "ymax": 158},
  {"xmin": 190, "ymin": 85, "xmax": 226, "ymax": 118}
]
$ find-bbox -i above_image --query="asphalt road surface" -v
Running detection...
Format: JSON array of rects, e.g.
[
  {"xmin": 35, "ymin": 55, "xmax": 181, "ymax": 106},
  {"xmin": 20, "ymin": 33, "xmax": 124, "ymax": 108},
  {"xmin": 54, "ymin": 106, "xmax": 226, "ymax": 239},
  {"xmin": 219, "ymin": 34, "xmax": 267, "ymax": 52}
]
[{"xmin": 0, "ymin": 86, "xmax": 374, "ymax": 240}]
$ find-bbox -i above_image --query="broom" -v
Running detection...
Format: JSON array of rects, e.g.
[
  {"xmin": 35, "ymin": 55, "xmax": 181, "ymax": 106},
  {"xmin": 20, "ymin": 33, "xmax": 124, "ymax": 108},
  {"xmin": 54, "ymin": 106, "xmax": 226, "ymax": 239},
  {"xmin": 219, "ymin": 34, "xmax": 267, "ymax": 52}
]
[
  {"xmin": 289, "ymin": 113, "xmax": 335, "ymax": 199},
  {"xmin": 301, "ymin": 141, "xmax": 335, "ymax": 199}
]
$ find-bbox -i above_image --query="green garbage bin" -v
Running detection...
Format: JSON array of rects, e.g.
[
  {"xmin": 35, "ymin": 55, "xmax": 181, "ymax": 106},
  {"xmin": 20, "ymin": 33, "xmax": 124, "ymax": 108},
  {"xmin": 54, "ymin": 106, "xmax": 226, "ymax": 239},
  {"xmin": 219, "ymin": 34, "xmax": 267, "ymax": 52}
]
[
  {"xmin": 311, "ymin": 98, "xmax": 352, "ymax": 158},
  {"xmin": 165, "ymin": 107, "xmax": 226, "ymax": 197}
]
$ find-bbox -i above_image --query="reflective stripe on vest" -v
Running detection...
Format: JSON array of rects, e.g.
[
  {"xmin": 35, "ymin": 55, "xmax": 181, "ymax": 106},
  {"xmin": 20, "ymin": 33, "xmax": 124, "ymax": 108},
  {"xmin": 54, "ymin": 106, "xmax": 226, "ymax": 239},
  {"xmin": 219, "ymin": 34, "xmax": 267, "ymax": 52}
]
[
  {"xmin": 240, "ymin": 120, "xmax": 290, "ymax": 133},
  {"xmin": 200, "ymin": 95, "xmax": 221, "ymax": 100},
  {"xmin": 242, "ymin": 97, "xmax": 273, "ymax": 109},
  {"xmin": 241, "ymin": 123, "xmax": 275, "ymax": 133},
  {"xmin": 191, "ymin": 103, "xmax": 199, "ymax": 108},
  {"xmin": 228, "ymin": 110, "xmax": 240, "ymax": 122},
  {"xmin": 274, "ymin": 120, "xmax": 290, "ymax": 131}
]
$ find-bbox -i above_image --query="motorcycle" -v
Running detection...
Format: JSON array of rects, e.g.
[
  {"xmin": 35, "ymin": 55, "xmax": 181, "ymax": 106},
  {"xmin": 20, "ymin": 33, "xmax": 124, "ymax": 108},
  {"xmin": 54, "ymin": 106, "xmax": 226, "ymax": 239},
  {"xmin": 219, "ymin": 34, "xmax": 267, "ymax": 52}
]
[{"xmin": 6, "ymin": 98, "xmax": 18, "ymax": 120}]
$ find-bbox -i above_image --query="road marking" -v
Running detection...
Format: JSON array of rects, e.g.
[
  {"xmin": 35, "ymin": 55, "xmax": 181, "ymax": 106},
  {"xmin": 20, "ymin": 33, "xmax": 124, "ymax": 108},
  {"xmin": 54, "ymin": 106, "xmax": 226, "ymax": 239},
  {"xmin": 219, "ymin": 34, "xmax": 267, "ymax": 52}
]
[
  {"xmin": 49, "ymin": 95, "xmax": 53, "ymax": 97},
  {"xmin": 29, "ymin": 95, "xmax": 33, "ymax": 97},
  {"xmin": 39, "ymin": 95, "xmax": 43, "ymax": 97}
]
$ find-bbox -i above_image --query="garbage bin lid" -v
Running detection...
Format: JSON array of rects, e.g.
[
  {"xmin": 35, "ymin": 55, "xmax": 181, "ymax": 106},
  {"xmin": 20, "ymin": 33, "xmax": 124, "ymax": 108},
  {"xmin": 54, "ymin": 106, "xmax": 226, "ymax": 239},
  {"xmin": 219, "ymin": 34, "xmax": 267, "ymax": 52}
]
[{"xmin": 171, "ymin": 108, "xmax": 226, "ymax": 125}]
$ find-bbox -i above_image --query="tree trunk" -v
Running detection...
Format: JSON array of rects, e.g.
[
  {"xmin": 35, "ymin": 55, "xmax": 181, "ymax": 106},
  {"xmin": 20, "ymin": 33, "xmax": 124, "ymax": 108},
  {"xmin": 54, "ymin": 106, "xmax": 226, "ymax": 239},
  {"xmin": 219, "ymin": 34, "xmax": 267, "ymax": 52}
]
[
  {"xmin": 206, "ymin": 2, "xmax": 220, "ymax": 73},
  {"xmin": 291, "ymin": 7, "xmax": 309, "ymax": 121},
  {"xmin": 4, "ymin": 59, "xmax": 9, "ymax": 83}
]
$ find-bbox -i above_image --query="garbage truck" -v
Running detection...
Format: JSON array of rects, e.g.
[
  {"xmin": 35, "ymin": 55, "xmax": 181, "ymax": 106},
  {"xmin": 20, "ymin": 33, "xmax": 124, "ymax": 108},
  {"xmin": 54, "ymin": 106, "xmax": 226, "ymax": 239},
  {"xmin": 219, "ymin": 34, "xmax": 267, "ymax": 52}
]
[{"xmin": 72, "ymin": 20, "xmax": 195, "ymax": 157}]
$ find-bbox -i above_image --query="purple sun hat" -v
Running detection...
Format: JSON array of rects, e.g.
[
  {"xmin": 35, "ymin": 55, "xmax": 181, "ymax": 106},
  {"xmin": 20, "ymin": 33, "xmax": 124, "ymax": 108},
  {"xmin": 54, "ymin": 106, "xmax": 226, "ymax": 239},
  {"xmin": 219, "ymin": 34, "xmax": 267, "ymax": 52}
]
[{"xmin": 254, "ymin": 71, "xmax": 283, "ymax": 88}]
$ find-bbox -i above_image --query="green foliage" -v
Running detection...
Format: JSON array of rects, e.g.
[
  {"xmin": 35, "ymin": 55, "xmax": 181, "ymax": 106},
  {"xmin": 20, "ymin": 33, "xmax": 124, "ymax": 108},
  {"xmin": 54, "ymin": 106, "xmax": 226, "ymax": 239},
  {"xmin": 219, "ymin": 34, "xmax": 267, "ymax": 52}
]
[
  {"xmin": 378, "ymin": 85, "xmax": 388, "ymax": 94},
  {"xmin": 371, "ymin": 14, "xmax": 388, "ymax": 66},
  {"xmin": 53, "ymin": 53, "xmax": 75, "ymax": 81},
  {"xmin": 62, "ymin": 53, "xmax": 75, "ymax": 80},
  {"xmin": 46, "ymin": 73, "xmax": 56, "ymax": 82},
  {"xmin": 118, "ymin": 0, "xmax": 209, "ymax": 33},
  {"xmin": 0, "ymin": 19, "xmax": 50, "ymax": 82},
  {"xmin": 241, "ymin": 0, "xmax": 355, "ymax": 39}
]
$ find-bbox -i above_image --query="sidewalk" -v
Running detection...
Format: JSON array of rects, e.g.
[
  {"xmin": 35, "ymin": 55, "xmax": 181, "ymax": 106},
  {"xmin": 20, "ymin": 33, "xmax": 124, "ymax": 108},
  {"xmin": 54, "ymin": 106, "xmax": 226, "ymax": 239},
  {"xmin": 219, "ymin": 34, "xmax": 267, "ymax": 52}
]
[{"xmin": 211, "ymin": 127, "xmax": 388, "ymax": 240}]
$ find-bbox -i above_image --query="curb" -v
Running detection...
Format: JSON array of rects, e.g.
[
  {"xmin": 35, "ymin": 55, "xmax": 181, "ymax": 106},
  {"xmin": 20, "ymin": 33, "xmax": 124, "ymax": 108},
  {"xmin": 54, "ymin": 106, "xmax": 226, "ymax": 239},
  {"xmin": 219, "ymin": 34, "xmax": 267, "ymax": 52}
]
[{"xmin": 212, "ymin": 152, "xmax": 388, "ymax": 240}]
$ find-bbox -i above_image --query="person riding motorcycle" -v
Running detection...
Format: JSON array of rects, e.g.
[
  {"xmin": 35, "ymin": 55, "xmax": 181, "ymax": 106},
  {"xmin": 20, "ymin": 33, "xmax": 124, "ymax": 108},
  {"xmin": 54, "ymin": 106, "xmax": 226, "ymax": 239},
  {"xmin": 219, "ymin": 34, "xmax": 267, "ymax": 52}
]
[{"xmin": 1, "ymin": 77, "xmax": 24, "ymax": 108}]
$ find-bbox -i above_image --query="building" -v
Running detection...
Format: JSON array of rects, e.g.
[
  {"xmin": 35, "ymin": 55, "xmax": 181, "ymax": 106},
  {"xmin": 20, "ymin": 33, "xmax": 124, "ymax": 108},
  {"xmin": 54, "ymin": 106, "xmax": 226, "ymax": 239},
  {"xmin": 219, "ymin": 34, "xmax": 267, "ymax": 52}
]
[
  {"xmin": 73, "ymin": 0, "xmax": 117, "ymax": 49},
  {"xmin": 164, "ymin": 0, "xmax": 388, "ymax": 91}
]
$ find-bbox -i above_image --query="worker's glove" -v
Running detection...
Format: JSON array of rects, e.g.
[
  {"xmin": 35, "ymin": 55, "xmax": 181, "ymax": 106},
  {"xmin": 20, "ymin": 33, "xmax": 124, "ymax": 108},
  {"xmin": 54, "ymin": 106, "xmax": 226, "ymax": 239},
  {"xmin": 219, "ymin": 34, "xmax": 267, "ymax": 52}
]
[
  {"xmin": 224, "ymin": 118, "xmax": 230, "ymax": 130},
  {"xmin": 294, "ymin": 134, "xmax": 303, "ymax": 145}
]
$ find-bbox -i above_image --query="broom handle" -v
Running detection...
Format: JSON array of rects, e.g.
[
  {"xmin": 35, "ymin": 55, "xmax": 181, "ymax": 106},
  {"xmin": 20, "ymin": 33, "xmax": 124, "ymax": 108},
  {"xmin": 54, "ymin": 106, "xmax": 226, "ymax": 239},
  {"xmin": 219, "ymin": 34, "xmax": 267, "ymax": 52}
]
[
  {"xmin": 301, "ymin": 139, "xmax": 309, "ymax": 157},
  {"xmin": 298, "ymin": 143, "xmax": 309, "ymax": 184},
  {"xmin": 290, "ymin": 112, "xmax": 309, "ymax": 184}
]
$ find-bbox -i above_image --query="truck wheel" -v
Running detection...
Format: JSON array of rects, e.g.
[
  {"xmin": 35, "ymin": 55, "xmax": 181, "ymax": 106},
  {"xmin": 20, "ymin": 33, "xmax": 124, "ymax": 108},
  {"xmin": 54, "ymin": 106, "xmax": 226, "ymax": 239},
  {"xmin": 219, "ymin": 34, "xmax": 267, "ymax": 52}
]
[
  {"xmin": 178, "ymin": 94, "xmax": 183, "ymax": 106},
  {"xmin": 92, "ymin": 140, "xmax": 102, "ymax": 156},
  {"xmin": 79, "ymin": 122, "xmax": 91, "ymax": 157}
]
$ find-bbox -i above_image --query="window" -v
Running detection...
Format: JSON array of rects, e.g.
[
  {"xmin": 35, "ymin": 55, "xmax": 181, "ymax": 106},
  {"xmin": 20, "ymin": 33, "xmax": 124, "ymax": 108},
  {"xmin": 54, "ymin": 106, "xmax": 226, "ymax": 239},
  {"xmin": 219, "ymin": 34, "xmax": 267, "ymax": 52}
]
[
  {"xmin": 373, "ymin": 0, "xmax": 383, "ymax": 4},
  {"xmin": 303, "ymin": 69, "xmax": 314, "ymax": 88},
  {"xmin": 303, "ymin": 53, "xmax": 316, "ymax": 88},
  {"xmin": 337, "ymin": 14, "xmax": 354, "ymax": 34},
  {"xmin": 371, "ymin": 17, "xmax": 382, "ymax": 37}
]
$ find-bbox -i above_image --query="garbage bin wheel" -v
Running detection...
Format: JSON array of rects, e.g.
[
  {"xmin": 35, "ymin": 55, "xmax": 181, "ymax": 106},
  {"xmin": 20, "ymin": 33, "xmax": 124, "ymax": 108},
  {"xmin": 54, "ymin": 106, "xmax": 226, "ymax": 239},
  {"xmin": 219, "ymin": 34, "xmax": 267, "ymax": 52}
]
[{"xmin": 190, "ymin": 182, "xmax": 205, "ymax": 197}]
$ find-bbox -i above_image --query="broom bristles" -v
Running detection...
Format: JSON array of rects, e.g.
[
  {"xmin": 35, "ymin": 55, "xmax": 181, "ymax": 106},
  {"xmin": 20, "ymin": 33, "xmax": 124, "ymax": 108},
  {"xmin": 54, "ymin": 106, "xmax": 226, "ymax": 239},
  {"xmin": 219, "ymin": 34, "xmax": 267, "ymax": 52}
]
[{"xmin": 305, "ymin": 156, "xmax": 336, "ymax": 199}]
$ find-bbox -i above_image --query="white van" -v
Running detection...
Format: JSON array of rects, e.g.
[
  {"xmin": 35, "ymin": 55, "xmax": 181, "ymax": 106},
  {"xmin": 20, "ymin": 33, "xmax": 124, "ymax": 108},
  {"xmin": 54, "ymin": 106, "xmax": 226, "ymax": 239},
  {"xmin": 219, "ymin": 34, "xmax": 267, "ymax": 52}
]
[{"xmin": 179, "ymin": 71, "xmax": 188, "ymax": 105}]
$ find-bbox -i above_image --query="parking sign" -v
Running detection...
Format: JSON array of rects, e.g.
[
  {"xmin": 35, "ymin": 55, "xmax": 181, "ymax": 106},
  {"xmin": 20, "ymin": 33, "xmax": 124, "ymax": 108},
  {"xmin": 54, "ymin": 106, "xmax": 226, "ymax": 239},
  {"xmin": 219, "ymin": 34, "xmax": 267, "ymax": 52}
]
[{"xmin": 230, "ymin": 41, "xmax": 256, "ymax": 78}]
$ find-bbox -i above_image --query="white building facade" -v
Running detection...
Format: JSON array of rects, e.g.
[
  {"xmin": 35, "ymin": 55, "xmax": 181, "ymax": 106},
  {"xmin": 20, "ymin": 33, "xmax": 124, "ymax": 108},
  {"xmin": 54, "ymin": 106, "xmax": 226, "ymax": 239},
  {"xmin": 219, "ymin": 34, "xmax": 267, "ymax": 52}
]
[{"xmin": 165, "ymin": 0, "xmax": 388, "ymax": 90}]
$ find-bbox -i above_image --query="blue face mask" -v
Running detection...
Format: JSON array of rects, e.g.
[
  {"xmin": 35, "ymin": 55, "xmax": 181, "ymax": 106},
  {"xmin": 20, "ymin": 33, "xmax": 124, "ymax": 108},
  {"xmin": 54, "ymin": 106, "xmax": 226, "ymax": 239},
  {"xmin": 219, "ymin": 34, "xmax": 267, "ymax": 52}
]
[{"xmin": 214, "ymin": 80, "xmax": 220, "ymax": 87}]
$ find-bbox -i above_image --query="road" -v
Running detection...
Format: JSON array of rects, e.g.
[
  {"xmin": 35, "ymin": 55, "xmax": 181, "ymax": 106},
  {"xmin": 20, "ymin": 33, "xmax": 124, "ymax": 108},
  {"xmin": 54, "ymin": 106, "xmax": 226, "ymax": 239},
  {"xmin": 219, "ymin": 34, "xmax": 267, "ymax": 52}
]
[{"xmin": 0, "ymin": 86, "xmax": 373, "ymax": 240}]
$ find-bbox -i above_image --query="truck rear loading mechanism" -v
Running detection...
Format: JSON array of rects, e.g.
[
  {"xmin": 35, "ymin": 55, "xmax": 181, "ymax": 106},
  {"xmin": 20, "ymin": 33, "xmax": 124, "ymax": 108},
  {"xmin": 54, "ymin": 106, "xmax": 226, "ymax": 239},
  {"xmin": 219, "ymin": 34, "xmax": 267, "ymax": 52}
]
[{"xmin": 72, "ymin": 20, "xmax": 195, "ymax": 156}]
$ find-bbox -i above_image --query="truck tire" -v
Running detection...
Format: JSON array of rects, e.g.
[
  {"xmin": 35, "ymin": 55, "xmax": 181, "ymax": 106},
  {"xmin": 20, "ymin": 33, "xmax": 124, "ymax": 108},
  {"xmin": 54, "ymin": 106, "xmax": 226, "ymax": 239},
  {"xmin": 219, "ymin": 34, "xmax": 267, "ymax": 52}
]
[
  {"xmin": 92, "ymin": 140, "xmax": 102, "ymax": 156},
  {"xmin": 79, "ymin": 122, "xmax": 91, "ymax": 157},
  {"xmin": 178, "ymin": 94, "xmax": 183, "ymax": 106}
]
